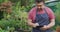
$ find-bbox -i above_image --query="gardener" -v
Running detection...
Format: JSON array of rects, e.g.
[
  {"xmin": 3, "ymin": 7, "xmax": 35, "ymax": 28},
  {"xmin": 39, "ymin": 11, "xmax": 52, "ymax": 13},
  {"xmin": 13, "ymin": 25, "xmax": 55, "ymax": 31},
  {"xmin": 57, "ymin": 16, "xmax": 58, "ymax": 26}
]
[{"xmin": 27, "ymin": 0, "xmax": 55, "ymax": 32}]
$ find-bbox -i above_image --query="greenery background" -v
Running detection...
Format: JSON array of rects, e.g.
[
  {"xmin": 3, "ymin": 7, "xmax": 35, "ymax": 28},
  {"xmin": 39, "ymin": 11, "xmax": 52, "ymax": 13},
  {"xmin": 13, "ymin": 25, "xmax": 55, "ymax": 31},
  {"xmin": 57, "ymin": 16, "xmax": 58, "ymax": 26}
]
[{"xmin": 0, "ymin": 0, "xmax": 60, "ymax": 32}]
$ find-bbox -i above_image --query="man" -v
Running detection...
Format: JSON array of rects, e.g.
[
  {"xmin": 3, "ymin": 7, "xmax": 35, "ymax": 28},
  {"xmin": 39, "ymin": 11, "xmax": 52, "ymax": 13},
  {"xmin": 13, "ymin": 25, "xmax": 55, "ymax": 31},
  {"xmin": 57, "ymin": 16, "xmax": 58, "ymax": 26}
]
[{"xmin": 28, "ymin": 0, "xmax": 55, "ymax": 32}]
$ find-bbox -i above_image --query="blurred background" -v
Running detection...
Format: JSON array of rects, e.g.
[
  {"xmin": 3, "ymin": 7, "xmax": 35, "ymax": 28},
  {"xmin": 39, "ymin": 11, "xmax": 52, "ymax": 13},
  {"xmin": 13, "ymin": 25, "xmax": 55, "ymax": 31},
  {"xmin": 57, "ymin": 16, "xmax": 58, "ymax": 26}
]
[{"xmin": 0, "ymin": 0, "xmax": 60, "ymax": 32}]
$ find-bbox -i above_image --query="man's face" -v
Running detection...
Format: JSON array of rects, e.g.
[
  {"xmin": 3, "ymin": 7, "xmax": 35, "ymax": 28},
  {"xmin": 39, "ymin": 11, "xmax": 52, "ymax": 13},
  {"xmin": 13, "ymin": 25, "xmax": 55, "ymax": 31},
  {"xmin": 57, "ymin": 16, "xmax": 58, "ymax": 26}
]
[{"xmin": 36, "ymin": 2, "xmax": 44, "ymax": 10}]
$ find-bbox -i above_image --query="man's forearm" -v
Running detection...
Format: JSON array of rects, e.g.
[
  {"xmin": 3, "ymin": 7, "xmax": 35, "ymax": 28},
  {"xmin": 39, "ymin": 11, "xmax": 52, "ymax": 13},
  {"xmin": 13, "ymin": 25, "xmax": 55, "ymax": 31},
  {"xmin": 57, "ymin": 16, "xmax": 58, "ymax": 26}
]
[
  {"xmin": 47, "ymin": 19, "xmax": 55, "ymax": 28},
  {"xmin": 28, "ymin": 21, "xmax": 35, "ymax": 27},
  {"xmin": 27, "ymin": 19, "xmax": 39, "ymax": 27},
  {"xmin": 27, "ymin": 19, "xmax": 35, "ymax": 27}
]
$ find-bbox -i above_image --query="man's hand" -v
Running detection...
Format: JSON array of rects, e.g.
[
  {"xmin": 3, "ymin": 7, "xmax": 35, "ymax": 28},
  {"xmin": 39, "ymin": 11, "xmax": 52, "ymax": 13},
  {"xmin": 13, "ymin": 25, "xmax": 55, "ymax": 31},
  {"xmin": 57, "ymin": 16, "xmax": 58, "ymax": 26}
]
[
  {"xmin": 40, "ymin": 19, "xmax": 55, "ymax": 30},
  {"xmin": 40, "ymin": 25, "xmax": 49, "ymax": 30},
  {"xmin": 33, "ymin": 23, "xmax": 39, "ymax": 28}
]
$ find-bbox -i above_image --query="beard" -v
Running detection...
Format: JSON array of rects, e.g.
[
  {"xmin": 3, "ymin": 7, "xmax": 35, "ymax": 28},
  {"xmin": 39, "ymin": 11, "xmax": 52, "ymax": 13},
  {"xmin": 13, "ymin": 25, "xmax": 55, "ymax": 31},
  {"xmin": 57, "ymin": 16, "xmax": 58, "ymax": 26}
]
[{"xmin": 37, "ymin": 8, "xmax": 43, "ymax": 11}]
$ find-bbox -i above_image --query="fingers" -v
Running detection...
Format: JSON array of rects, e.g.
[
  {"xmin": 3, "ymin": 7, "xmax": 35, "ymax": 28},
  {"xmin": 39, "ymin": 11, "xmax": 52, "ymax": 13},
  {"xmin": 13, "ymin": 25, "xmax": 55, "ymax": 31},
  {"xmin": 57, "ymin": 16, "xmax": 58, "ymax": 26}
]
[
  {"xmin": 40, "ymin": 25, "xmax": 48, "ymax": 30},
  {"xmin": 33, "ymin": 23, "xmax": 39, "ymax": 28}
]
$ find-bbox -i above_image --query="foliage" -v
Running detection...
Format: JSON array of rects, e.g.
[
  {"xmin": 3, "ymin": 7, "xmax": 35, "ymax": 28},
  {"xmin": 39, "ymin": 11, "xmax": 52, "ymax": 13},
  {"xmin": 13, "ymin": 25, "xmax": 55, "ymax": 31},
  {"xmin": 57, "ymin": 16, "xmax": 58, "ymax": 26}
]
[
  {"xmin": 0, "ymin": 0, "xmax": 31, "ymax": 32},
  {"xmin": 0, "ymin": 0, "xmax": 60, "ymax": 32},
  {"xmin": 55, "ymin": 2, "xmax": 60, "ymax": 26},
  {"xmin": 0, "ymin": 28, "xmax": 9, "ymax": 32}
]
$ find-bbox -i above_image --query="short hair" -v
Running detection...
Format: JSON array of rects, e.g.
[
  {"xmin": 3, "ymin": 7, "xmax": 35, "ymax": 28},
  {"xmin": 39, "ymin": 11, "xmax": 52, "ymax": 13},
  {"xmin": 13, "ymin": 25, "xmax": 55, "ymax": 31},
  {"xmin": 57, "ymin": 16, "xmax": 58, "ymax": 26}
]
[{"xmin": 35, "ymin": 0, "xmax": 45, "ymax": 3}]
